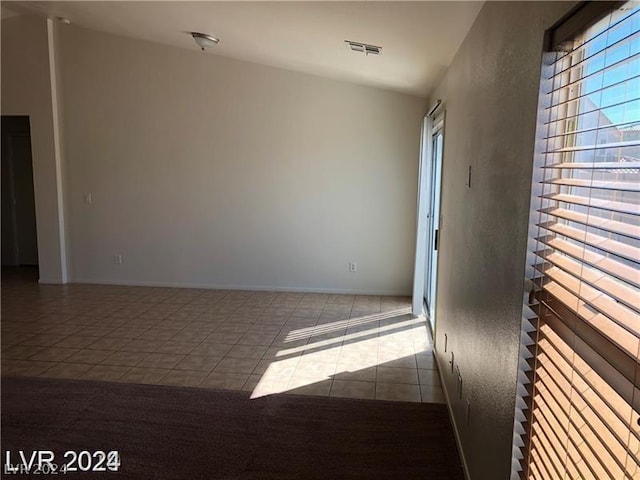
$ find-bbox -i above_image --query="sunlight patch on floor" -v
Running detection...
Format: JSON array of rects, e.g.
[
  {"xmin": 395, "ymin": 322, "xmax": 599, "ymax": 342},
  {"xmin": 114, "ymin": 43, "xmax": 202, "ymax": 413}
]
[{"xmin": 250, "ymin": 312, "xmax": 431, "ymax": 399}]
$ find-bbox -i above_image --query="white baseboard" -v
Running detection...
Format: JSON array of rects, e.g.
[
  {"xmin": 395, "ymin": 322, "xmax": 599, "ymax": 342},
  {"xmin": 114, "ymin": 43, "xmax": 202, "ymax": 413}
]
[
  {"xmin": 38, "ymin": 278, "xmax": 65, "ymax": 285},
  {"xmin": 69, "ymin": 278, "xmax": 411, "ymax": 297},
  {"xmin": 434, "ymin": 352, "xmax": 471, "ymax": 480}
]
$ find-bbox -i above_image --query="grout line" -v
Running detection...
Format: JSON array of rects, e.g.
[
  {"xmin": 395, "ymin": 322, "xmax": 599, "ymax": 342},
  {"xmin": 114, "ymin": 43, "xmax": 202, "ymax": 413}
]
[{"xmin": 3, "ymin": 281, "xmax": 424, "ymax": 400}]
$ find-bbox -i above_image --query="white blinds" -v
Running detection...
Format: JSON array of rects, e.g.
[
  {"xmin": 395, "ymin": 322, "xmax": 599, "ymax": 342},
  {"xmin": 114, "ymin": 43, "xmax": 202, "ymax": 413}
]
[{"xmin": 514, "ymin": 2, "xmax": 640, "ymax": 479}]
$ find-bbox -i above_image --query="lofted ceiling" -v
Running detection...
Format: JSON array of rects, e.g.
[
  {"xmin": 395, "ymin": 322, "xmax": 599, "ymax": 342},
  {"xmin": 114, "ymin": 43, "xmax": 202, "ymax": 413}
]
[{"xmin": 4, "ymin": 1, "xmax": 483, "ymax": 97}]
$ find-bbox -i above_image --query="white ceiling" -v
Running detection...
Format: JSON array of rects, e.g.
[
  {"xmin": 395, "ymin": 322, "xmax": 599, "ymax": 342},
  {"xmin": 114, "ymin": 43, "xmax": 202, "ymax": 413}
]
[
  {"xmin": 1, "ymin": 5, "xmax": 21, "ymax": 19},
  {"xmin": 5, "ymin": 1, "xmax": 483, "ymax": 97}
]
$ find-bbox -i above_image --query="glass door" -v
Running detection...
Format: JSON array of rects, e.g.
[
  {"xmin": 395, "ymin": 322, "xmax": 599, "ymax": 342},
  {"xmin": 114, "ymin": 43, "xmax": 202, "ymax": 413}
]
[{"xmin": 423, "ymin": 122, "xmax": 443, "ymax": 330}]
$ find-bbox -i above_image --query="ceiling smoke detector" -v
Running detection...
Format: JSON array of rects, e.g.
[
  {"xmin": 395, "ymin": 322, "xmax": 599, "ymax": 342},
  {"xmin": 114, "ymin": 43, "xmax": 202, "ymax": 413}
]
[
  {"xmin": 345, "ymin": 40, "xmax": 382, "ymax": 55},
  {"xmin": 191, "ymin": 32, "xmax": 220, "ymax": 51}
]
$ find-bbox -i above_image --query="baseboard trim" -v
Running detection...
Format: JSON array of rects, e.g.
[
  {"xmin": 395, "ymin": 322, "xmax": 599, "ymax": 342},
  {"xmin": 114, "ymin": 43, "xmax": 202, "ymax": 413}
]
[
  {"xmin": 38, "ymin": 278, "xmax": 65, "ymax": 285},
  {"xmin": 69, "ymin": 278, "xmax": 411, "ymax": 297},
  {"xmin": 434, "ymin": 352, "xmax": 471, "ymax": 480}
]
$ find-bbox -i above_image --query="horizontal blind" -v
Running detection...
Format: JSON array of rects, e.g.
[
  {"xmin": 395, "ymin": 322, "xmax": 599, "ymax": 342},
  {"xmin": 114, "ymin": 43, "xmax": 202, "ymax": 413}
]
[{"xmin": 517, "ymin": 2, "xmax": 640, "ymax": 479}]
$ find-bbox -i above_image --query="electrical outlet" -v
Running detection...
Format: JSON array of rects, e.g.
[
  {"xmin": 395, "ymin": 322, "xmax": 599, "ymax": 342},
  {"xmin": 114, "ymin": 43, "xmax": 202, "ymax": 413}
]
[
  {"xmin": 349, "ymin": 262, "xmax": 357, "ymax": 272},
  {"xmin": 84, "ymin": 193, "xmax": 92, "ymax": 204},
  {"xmin": 114, "ymin": 254, "xmax": 123, "ymax": 264}
]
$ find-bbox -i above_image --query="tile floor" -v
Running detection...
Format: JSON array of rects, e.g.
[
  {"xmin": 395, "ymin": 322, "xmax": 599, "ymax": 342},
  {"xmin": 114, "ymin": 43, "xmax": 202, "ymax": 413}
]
[{"xmin": 1, "ymin": 268, "xmax": 444, "ymax": 404}]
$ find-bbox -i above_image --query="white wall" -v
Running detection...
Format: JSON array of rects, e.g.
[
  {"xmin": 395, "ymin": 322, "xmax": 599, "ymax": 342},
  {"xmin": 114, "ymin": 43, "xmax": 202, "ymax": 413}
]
[
  {"xmin": 1, "ymin": 15, "xmax": 67, "ymax": 283},
  {"xmin": 57, "ymin": 25, "xmax": 425, "ymax": 294},
  {"xmin": 428, "ymin": 2, "xmax": 575, "ymax": 479}
]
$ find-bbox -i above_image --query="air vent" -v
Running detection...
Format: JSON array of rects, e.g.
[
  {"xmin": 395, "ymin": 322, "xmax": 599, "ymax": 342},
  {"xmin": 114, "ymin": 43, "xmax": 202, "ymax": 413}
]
[{"xmin": 345, "ymin": 40, "xmax": 382, "ymax": 55}]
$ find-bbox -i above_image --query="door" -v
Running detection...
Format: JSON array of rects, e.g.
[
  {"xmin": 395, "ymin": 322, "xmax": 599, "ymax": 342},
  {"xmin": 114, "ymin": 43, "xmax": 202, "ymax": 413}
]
[
  {"xmin": 423, "ymin": 119, "xmax": 443, "ymax": 329},
  {"xmin": 1, "ymin": 116, "xmax": 39, "ymax": 266}
]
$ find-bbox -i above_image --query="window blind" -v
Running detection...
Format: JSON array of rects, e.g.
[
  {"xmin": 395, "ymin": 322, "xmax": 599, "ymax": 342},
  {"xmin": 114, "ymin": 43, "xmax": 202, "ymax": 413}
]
[{"xmin": 513, "ymin": 2, "xmax": 640, "ymax": 479}]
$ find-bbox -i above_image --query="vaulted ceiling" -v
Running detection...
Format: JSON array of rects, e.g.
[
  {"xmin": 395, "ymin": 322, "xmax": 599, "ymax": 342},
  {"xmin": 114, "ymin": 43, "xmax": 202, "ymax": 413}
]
[{"xmin": 4, "ymin": 1, "xmax": 483, "ymax": 97}]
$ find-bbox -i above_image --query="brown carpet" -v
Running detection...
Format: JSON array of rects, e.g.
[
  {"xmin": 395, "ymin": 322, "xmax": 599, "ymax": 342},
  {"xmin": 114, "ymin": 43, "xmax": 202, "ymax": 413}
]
[{"xmin": 1, "ymin": 376, "xmax": 463, "ymax": 479}]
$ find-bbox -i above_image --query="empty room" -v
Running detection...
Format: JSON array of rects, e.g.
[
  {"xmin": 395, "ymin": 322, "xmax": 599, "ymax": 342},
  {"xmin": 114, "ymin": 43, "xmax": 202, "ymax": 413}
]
[{"xmin": 2, "ymin": 1, "xmax": 638, "ymax": 479}]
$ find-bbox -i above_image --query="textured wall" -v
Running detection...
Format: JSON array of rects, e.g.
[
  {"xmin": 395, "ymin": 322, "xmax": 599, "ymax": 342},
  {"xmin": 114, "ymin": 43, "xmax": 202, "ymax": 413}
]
[
  {"xmin": 57, "ymin": 25, "xmax": 426, "ymax": 294},
  {"xmin": 429, "ymin": 2, "xmax": 575, "ymax": 478}
]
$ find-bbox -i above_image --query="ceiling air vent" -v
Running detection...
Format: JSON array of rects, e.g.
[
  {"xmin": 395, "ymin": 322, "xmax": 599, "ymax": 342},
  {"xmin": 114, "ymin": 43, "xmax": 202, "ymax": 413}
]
[{"xmin": 345, "ymin": 40, "xmax": 382, "ymax": 55}]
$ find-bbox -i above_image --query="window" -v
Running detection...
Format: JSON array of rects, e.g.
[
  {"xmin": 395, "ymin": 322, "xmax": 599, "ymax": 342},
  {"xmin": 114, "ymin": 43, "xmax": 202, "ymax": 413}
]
[{"xmin": 513, "ymin": 2, "xmax": 640, "ymax": 479}]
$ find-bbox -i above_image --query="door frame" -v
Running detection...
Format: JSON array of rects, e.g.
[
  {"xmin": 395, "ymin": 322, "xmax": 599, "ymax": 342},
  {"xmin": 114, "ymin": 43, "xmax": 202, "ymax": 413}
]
[
  {"xmin": 9, "ymin": 131, "xmax": 39, "ymax": 265},
  {"xmin": 412, "ymin": 105, "xmax": 445, "ymax": 328},
  {"xmin": 1, "ymin": 116, "xmax": 39, "ymax": 267},
  {"xmin": 426, "ymin": 117, "xmax": 444, "ymax": 327},
  {"xmin": 2, "ymin": 128, "xmax": 21, "ymax": 266}
]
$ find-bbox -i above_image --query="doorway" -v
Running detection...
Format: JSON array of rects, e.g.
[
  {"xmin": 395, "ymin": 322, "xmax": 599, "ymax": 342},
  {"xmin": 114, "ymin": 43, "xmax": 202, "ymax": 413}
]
[
  {"xmin": 1, "ymin": 116, "xmax": 39, "ymax": 268},
  {"xmin": 412, "ymin": 110, "xmax": 444, "ymax": 332},
  {"xmin": 423, "ymin": 119, "xmax": 443, "ymax": 330}
]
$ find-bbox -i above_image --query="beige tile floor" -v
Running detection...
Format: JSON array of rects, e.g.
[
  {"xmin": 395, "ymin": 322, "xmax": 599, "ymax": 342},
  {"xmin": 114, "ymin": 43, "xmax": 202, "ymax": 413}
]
[{"xmin": 1, "ymin": 269, "xmax": 444, "ymax": 404}]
